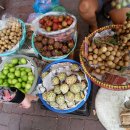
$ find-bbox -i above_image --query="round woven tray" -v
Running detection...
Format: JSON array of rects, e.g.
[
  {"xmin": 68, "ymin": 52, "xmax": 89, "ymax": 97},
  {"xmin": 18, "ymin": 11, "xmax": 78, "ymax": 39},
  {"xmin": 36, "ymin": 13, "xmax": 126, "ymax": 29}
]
[{"xmin": 80, "ymin": 25, "xmax": 130, "ymax": 90}]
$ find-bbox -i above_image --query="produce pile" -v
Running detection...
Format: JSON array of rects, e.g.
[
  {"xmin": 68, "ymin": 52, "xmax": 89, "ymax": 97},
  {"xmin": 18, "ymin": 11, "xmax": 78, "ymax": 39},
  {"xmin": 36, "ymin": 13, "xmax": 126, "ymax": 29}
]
[
  {"xmin": 34, "ymin": 34, "xmax": 75, "ymax": 57},
  {"xmin": 0, "ymin": 19, "xmax": 22, "ymax": 53},
  {"xmin": 116, "ymin": 13, "xmax": 130, "ymax": 44},
  {"xmin": 111, "ymin": 0, "xmax": 130, "ymax": 9},
  {"xmin": 87, "ymin": 15, "xmax": 130, "ymax": 76},
  {"xmin": 41, "ymin": 63, "xmax": 88, "ymax": 110},
  {"xmin": 0, "ymin": 57, "xmax": 35, "ymax": 93},
  {"xmin": 39, "ymin": 15, "xmax": 74, "ymax": 32},
  {"xmin": 88, "ymin": 37, "xmax": 130, "ymax": 74}
]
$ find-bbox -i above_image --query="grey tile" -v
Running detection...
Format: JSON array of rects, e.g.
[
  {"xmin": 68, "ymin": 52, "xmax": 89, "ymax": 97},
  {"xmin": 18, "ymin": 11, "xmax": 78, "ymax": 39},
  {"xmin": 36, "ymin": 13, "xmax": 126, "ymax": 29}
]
[
  {"xmin": 20, "ymin": 114, "xmax": 33, "ymax": 130},
  {"xmin": 8, "ymin": 114, "xmax": 21, "ymax": 130},
  {"xmin": 69, "ymin": 119, "xmax": 85, "ymax": 130},
  {"xmin": 32, "ymin": 116, "xmax": 58, "ymax": 130},
  {"xmin": 0, "ymin": 112, "xmax": 11, "ymax": 126}
]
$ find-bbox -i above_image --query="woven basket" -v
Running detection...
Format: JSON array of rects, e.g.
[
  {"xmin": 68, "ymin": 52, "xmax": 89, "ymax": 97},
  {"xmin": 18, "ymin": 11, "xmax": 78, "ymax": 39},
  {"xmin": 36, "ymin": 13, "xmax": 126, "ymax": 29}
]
[{"xmin": 80, "ymin": 25, "xmax": 130, "ymax": 90}]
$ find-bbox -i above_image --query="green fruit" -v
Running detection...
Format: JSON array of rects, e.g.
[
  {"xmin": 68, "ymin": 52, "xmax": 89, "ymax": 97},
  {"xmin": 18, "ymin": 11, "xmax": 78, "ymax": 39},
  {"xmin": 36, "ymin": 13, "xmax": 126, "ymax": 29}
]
[
  {"xmin": 8, "ymin": 79, "xmax": 12, "ymax": 84},
  {"xmin": 18, "ymin": 78, "xmax": 22, "ymax": 83},
  {"xmin": 3, "ymin": 66, "xmax": 9, "ymax": 70},
  {"xmin": 15, "ymin": 70, "xmax": 21, "ymax": 77},
  {"xmin": 20, "ymin": 58, "xmax": 27, "ymax": 64},
  {"xmin": 27, "ymin": 80, "xmax": 33, "ymax": 85},
  {"xmin": 116, "ymin": 4, "xmax": 121, "ymax": 9},
  {"xmin": 20, "ymin": 71, "xmax": 27, "ymax": 76},
  {"xmin": 20, "ymin": 67, "xmax": 25, "ymax": 71},
  {"xmin": 8, "ymin": 63, "xmax": 14, "ymax": 67},
  {"xmin": 121, "ymin": 1, "xmax": 127, "ymax": 7},
  {"xmin": 24, "ymin": 89, "xmax": 29, "ymax": 93},
  {"xmin": 3, "ymin": 69, "xmax": 9, "ymax": 75},
  {"xmin": 15, "ymin": 83, "xmax": 21, "ymax": 89},
  {"xmin": 22, "ymin": 82, "xmax": 26, "ymax": 87},
  {"xmin": 4, "ymin": 63, "xmax": 9, "ymax": 67},
  {"xmin": 0, "ymin": 73, "xmax": 6, "ymax": 79},
  {"xmin": 28, "ymin": 75, "xmax": 35, "ymax": 81},
  {"xmin": 0, "ymin": 79, "xmax": 3, "ymax": 85},
  {"xmin": 11, "ymin": 58, "xmax": 19, "ymax": 65},
  {"xmin": 22, "ymin": 75, "xmax": 28, "ymax": 81},
  {"xmin": 28, "ymin": 72, "xmax": 33, "ymax": 76},
  {"xmin": 127, "ymin": 0, "xmax": 130, "ymax": 4},
  {"xmin": 111, "ymin": 1, "xmax": 116, "ymax": 7},
  {"xmin": 12, "ymin": 79, "xmax": 18, "ymax": 84},
  {"xmin": 25, "ymin": 83, "xmax": 32, "ymax": 90},
  {"xmin": 9, "ymin": 67, "xmax": 15, "ymax": 73},
  {"xmin": 8, "ymin": 73, "xmax": 15, "ymax": 79},
  {"xmin": 3, "ymin": 82, "xmax": 9, "ymax": 87},
  {"xmin": 16, "ymin": 67, "xmax": 20, "ymax": 70},
  {"xmin": 25, "ymin": 68, "xmax": 32, "ymax": 73}
]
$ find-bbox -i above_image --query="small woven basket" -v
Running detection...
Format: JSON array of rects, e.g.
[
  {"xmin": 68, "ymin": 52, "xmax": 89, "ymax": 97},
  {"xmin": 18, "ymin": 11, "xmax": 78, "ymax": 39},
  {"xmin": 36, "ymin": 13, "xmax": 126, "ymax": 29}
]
[{"xmin": 80, "ymin": 25, "xmax": 130, "ymax": 90}]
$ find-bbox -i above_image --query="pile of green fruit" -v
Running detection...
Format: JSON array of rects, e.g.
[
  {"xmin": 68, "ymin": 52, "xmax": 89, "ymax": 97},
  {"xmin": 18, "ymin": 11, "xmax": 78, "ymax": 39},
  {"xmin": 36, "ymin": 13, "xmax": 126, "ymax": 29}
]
[
  {"xmin": 111, "ymin": 0, "xmax": 130, "ymax": 9},
  {"xmin": 0, "ymin": 57, "xmax": 35, "ymax": 93}
]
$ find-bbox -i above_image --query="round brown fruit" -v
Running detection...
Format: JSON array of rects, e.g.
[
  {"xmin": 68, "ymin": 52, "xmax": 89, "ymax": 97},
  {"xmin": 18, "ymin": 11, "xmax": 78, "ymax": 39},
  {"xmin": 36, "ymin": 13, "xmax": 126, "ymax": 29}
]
[
  {"xmin": 36, "ymin": 35, "xmax": 43, "ymax": 41},
  {"xmin": 57, "ymin": 51, "xmax": 63, "ymax": 56},
  {"xmin": 35, "ymin": 42, "xmax": 43, "ymax": 50},
  {"xmin": 43, "ymin": 46, "xmax": 48, "ymax": 51},
  {"xmin": 48, "ymin": 38, "xmax": 55, "ymax": 45},
  {"xmin": 48, "ymin": 45, "xmax": 54, "ymax": 51},
  {"xmin": 51, "ymin": 50, "xmax": 57, "ymax": 56},
  {"xmin": 42, "ymin": 38, "xmax": 48, "ymax": 45},
  {"xmin": 59, "ymin": 43, "xmax": 63, "ymax": 49},
  {"xmin": 68, "ymin": 40, "xmax": 74, "ymax": 48},
  {"xmin": 62, "ymin": 45, "xmax": 68, "ymax": 53},
  {"xmin": 45, "ymin": 52, "xmax": 51, "ymax": 57},
  {"xmin": 54, "ymin": 41, "xmax": 60, "ymax": 49}
]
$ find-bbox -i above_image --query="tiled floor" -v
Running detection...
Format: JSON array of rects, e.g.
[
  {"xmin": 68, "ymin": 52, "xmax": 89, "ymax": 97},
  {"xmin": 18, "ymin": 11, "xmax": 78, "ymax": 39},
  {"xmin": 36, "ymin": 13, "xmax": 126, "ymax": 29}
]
[{"xmin": 0, "ymin": 0, "xmax": 109, "ymax": 130}]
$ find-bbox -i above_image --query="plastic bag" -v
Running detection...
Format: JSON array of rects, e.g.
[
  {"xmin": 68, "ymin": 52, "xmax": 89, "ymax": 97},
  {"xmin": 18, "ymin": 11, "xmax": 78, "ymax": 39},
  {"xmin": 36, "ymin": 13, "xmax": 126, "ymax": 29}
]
[
  {"xmin": 33, "ymin": 0, "xmax": 60, "ymax": 13},
  {"xmin": 32, "ymin": 11, "xmax": 77, "ymax": 42}
]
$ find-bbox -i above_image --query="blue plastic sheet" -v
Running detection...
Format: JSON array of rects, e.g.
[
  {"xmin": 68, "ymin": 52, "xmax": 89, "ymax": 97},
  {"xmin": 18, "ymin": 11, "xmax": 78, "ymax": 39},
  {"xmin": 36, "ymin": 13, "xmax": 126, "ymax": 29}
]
[{"xmin": 33, "ymin": 0, "xmax": 60, "ymax": 13}]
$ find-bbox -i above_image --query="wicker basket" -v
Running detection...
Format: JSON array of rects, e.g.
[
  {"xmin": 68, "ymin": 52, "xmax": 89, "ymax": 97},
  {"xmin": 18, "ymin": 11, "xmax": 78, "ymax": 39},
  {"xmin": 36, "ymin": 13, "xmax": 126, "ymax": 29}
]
[{"xmin": 80, "ymin": 25, "xmax": 130, "ymax": 90}]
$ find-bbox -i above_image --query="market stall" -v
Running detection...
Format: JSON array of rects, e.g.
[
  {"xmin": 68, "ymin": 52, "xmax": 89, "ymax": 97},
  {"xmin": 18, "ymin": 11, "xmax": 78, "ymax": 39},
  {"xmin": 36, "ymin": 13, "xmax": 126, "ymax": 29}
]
[{"xmin": 0, "ymin": 0, "xmax": 130, "ymax": 129}]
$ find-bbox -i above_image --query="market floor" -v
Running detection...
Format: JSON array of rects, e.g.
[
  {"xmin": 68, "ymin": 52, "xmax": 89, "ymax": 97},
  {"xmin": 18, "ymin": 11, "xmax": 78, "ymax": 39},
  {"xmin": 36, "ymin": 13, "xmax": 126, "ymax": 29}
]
[
  {"xmin": 0, "ymin": 101, "xmax": 106, "ymax": 130},
  {"xmin": 0, "ymin": 0, "xmax": 110, "ymax": 130}
]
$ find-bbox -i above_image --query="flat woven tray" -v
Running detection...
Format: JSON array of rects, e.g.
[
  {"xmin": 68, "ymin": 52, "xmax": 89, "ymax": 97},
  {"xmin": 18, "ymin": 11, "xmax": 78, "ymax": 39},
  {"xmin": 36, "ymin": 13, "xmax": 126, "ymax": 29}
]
[{"xmin": 79, "ymin": 25, "xmax": 130, "ymax": 90}]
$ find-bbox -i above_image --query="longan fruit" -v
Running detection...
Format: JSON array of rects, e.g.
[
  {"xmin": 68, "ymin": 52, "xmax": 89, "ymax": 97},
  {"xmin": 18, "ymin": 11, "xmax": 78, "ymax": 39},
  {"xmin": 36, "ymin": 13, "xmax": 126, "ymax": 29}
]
[
  {"xmin": 118, "ymin": 61, "xmax": 124, "ymax": 66},
  {"xmin": 108, "ymin": 55, "xmax": 114, "ymax": 61},
  {"xmin": 97, "ymin": 57, "xmax": 102, "ymax": 62},
  {"xmin": 107, "ymin": 61, "xmax": 113, "ymax": 66},
  {"xmin": 95, "ymin": 68, "xmax": 101, "ymax": 73},
  {"xmin": 93, "ymin": 48, "xmax": 98, "ymax": 54},
  {"xmin": 107, "ymin": 46, "xmax": 113, "ymax": 51},
  {"xmin": 105, "ymin": 51, "xmax": 111, "ymax": 56},
  {"xmin": 88, "ymin": 55, "xmax": 93, "ymax": 61},
  {"xmin": 93, "ymin": 54, "xmax": 98, "ymax": 59},
  {"xmin": 88, "ymin": 47, "xmax": 93, "ymax": 52},
  {"xmin": 93, "ymin": 60, "xmax": 98, "ymax": 65},
  {"xmin": 116, "ymin": 52, "xmax": 121, "ymax": 57},
  {"xmin": 101, "ymin": 54, "xmax": 106, "ymax": 60}
]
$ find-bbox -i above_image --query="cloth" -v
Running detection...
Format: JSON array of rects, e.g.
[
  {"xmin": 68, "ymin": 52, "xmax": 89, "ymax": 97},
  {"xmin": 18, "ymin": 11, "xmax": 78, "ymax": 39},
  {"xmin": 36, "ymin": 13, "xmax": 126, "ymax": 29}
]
[{"xmin": 0, "ymin": 87, "xmax": 25, "ymax": 103}]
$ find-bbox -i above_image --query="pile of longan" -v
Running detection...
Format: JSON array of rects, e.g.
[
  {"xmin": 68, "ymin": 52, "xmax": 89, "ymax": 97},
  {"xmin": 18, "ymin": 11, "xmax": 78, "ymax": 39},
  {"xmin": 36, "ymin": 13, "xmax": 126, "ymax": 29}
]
[
  {"xmin": 0, "ymin": 20, "xmax": 22, "ymax": 53},
  {"xmin": 87, "ymin": 43, "xmax": 130, "ymax": 74}
]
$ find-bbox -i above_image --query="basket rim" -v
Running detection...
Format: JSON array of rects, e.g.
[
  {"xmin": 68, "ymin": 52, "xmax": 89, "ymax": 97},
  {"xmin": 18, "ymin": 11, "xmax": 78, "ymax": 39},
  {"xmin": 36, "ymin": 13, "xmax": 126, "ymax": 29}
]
[{"xmin": 79, "ymin": 25, "xmax": 130, "ymax": 90}]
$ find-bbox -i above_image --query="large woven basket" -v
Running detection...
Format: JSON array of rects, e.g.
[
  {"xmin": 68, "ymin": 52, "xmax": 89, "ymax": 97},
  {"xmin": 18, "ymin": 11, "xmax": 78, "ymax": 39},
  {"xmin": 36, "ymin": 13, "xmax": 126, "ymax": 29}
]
[{"xmin": 80, "ymin": 25, "xmax": 130, "ymax": 90}]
